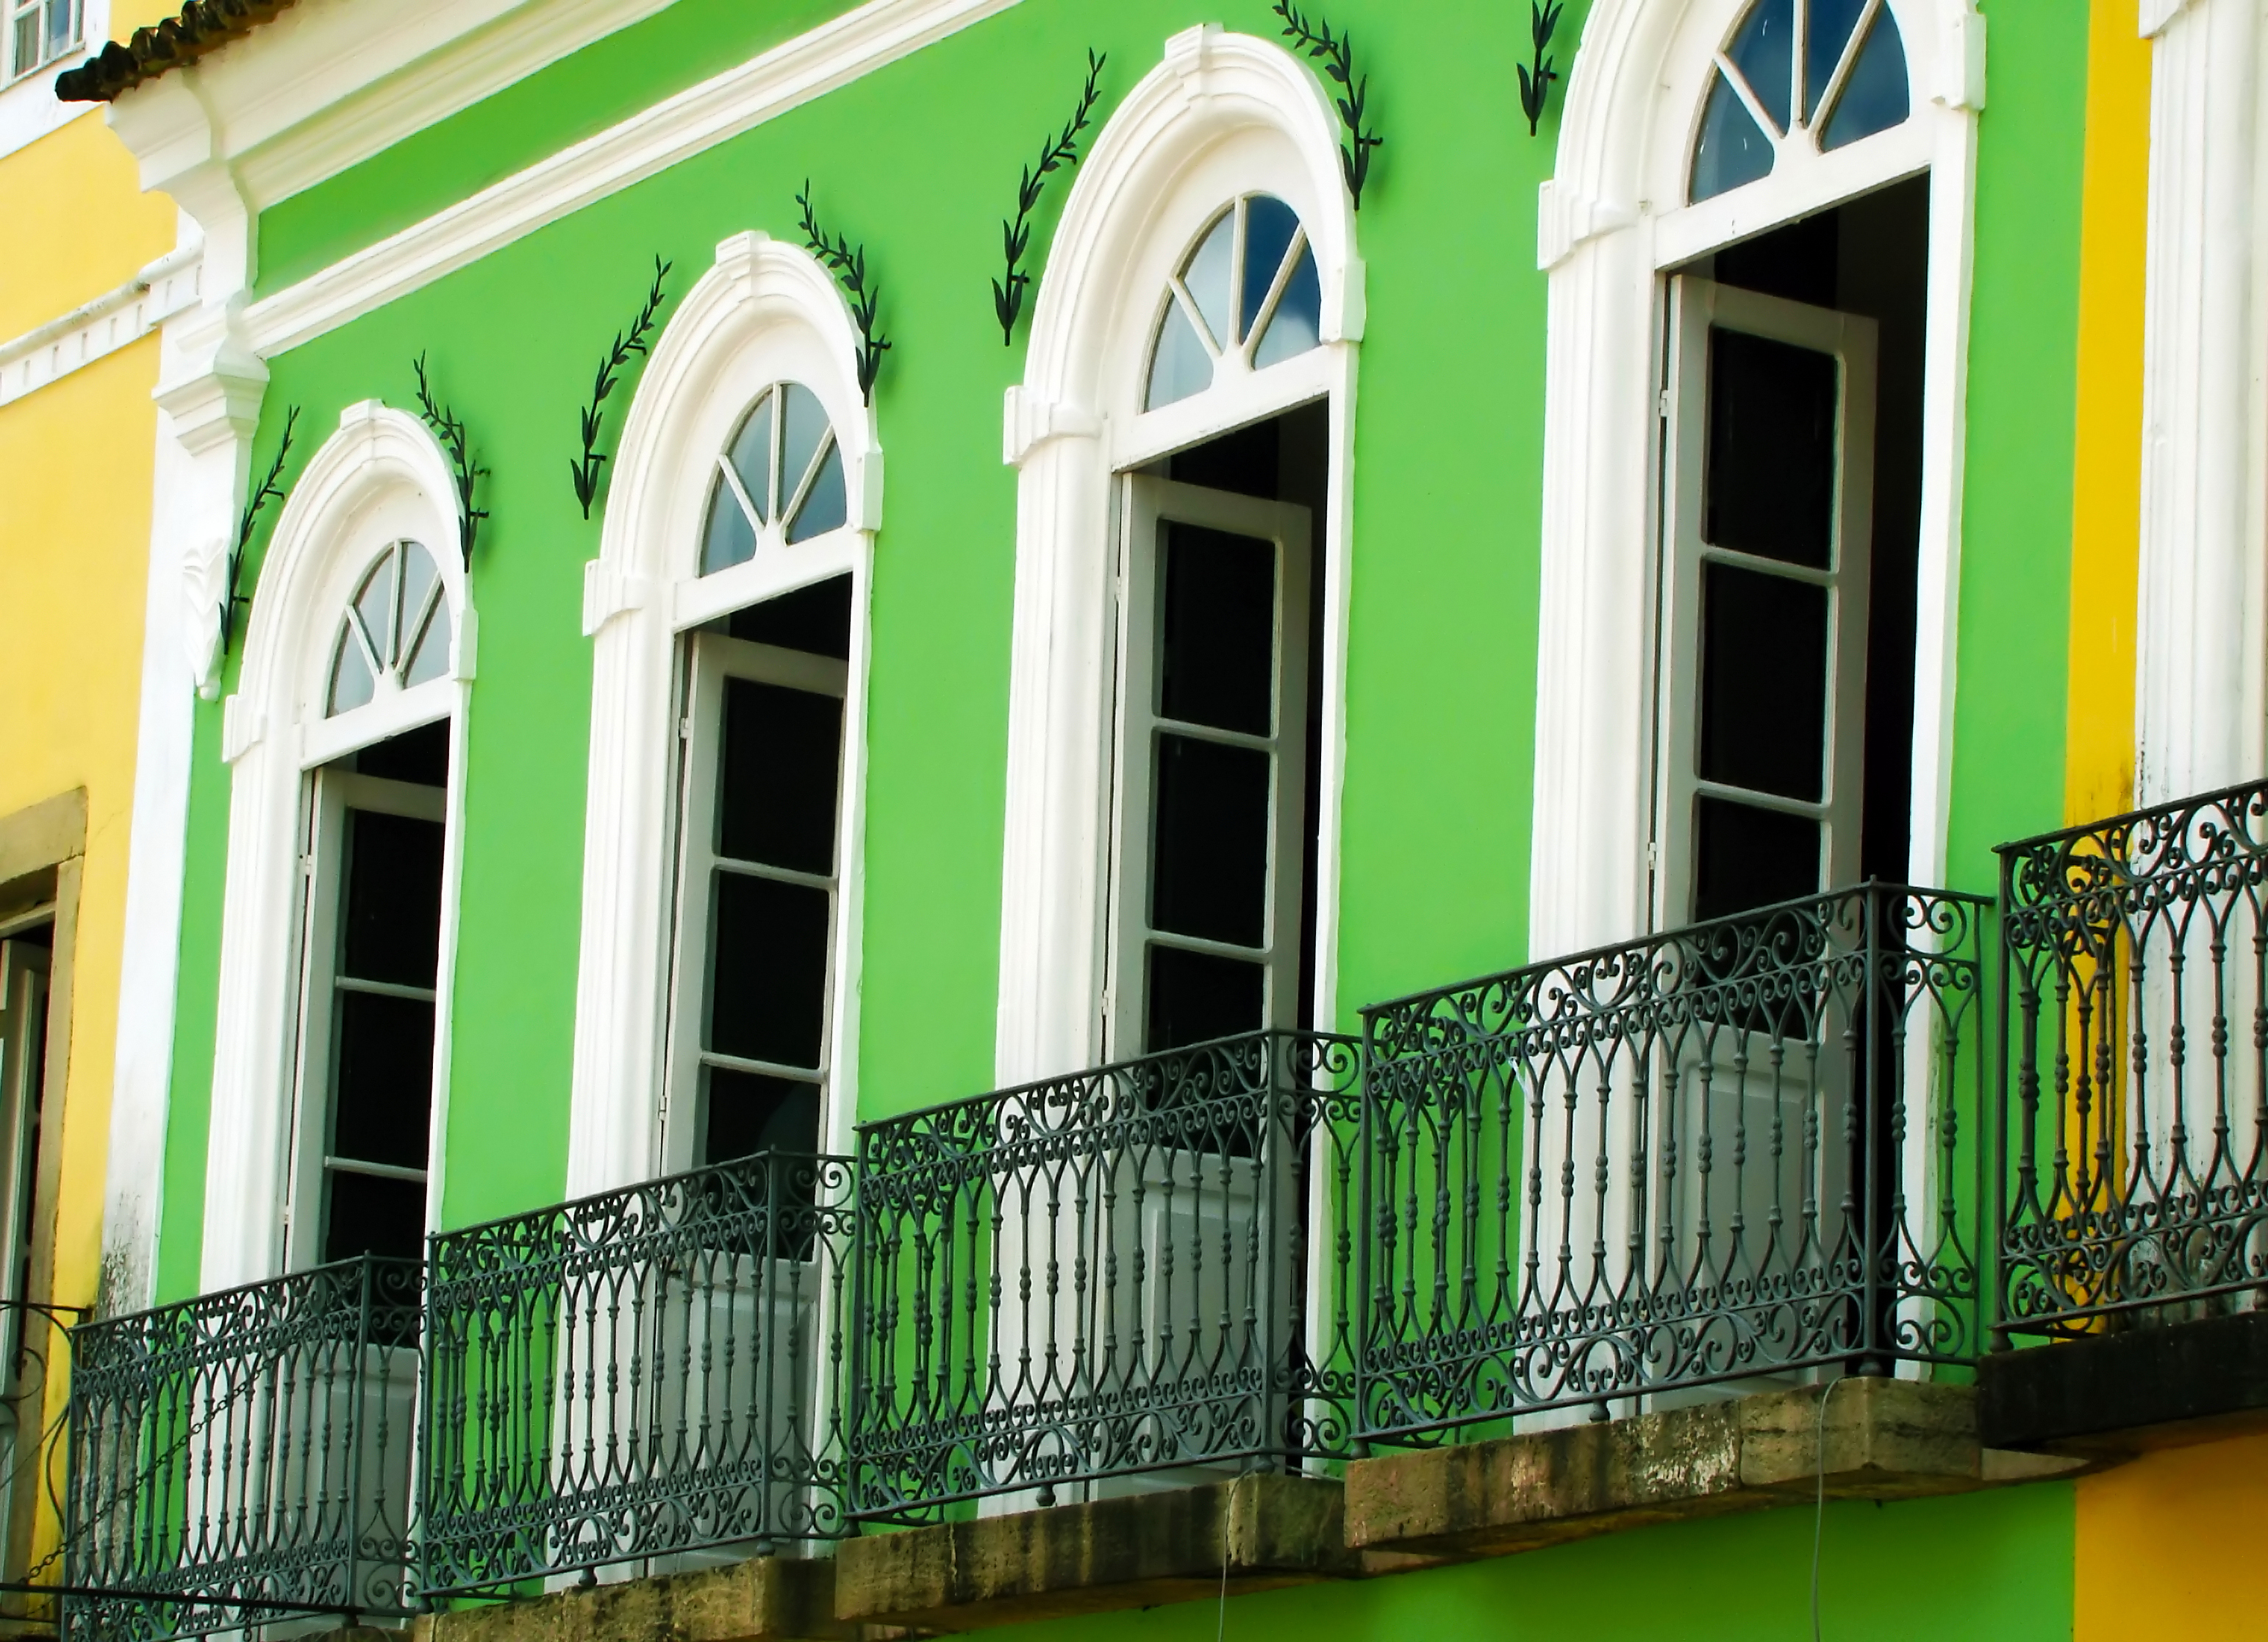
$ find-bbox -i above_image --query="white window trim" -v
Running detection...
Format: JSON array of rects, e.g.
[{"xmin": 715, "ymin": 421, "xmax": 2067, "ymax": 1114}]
[
  {"xmin": 568, "ymin": 231, "xmax": 879, "ymax": 1197},
  {"xmin": 201, "ymin": 401, "xmax": 473, "ymax": 1291},
  {"xmin": 996, "ymin": 24, "xmax": 1362, "ymax": 1089},
  {"xmin": 1528, "ymin": 0, "xmax": 1983, "ymax": 960},
  {"xmin": 2133, "ymin": 0, "xmax": 2268, "ymax": 804},
  {"xmin": 0, "ymin": 0, "xmax": 100, "ymax": 163}
]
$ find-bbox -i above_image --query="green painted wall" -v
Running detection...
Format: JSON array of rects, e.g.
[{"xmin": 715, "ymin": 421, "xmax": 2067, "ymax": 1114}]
[
  {"xmin": 992, "ymin": 1484, "xmax": 2075, "ymax": 1641},
  {"xmin": 1945, "ymin": 0, "xmax": 2091, "ymax": 885},
  {"xmin": 255, "ymin": 0, "xmax": 865, "ymax": 294},
  {"xmin": 158, "ymin": 0, "xmax": 1575, "ymax": 1280}
]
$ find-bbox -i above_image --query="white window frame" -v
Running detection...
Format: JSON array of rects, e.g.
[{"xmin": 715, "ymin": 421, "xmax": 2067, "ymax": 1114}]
[
  {"xmin": 203, "ymin": 402, "xmax": 473, "ymax": 1291},
  {"xmin": 569, "ymin": 232, "xmax": 879, "ymax": 1196},
  {"xmin": 662, "ymin": 629, "xmax": 850, "ymax": 1175},
  {"xmin": 997, "ymin": 25, "xmax": 1362, "ymax": 1088},
  {"xmin": 1529, "ymin": 0, "xmax": 1981, "ymax": 960},
  {"xmin": 286, "ymin": 763, "xmax": 447, "ymax": 1270},
  {"xmin": 0, "ymin": 0, "xmax": 99, "ymax": 160},
  {"xmin": 1107, "ymin": 477, "xmax": 1312, "ymax": 1054},
  {"xmin": 1658, "ymin": 276, "xmax": 1878, "ymax": 921},
  {"xmin": 7, "ymin": 0, "xmax": 79, "ymax": 82}
]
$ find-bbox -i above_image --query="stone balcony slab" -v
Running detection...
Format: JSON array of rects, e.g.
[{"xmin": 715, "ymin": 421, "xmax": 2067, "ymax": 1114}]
[
  {"xmin": 415, "ymin": 1551, "xmax": 851, "ymax": 1642},
  {"xmin": 832, "ymin": 1474, "xmax": 1366, "ymax": 1633},
  {"xmin": 1344, "ymin": 1379, "xmax": 2084, "ymax": 1562}
]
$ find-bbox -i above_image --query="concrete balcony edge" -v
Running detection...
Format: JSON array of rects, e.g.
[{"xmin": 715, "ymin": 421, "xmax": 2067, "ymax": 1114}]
[
  {"xmin": 412, "ymin": 1548, "xmax": 852, "ymax": 1642},
  {"xmin": 832, "ymin": 1473, "xmax": 1375, "ymax": 1634},
  {"xmin": 1342, "ymin": 1379, "xmax": 2088, "ymax": 1562}
]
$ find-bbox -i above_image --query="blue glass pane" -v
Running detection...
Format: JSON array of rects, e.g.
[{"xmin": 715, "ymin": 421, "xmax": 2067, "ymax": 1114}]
[
  {"xmin": 1253, "ymin": 242, "xmax": 1322, "ymax": 370},
  {"xmin": 781, "ymin": 383, "xmax": 830, "ymax": 515},
  {"xmin": 1241, "ymin": 196, "xmax": 1302, "ymax": 346},
  {"xmin": 700, "ymin": 468, "xmax": 757, "ymax": 576},
  {"xmin": 1727, "ymin": 0, "xmax": 1792, "ymax": 135},
  {"xmin": 1821, "ymin": 7, "xmax": 1909, "ymax": 151},
  {"xmin": 1691, "ymin": 71, "xmax": 1775, "ymax": 203},
  {"xmin": 1147, "ymin": 296, "xmax": 1215, "ymax": 410},
  {"xmin": 1805, "ymin": 0, "xmax": 1868, "ymax": 122},
  {"xmin": 726, "ymin": 390, "xmax": 773, "ymax": 523},
  {"xmin": 787, "ymin": 440, "xmax": 848, "ymax": 544},
  {"xmin": 1182, "ymin": 210, "xmax": 1235, "ymax": 351}
]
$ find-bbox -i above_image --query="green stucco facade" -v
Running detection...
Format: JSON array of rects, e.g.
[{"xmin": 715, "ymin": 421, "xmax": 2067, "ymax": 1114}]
[{"xmin": 149, "ymin": 0, "xmax": 2097, "ymax": 1627}]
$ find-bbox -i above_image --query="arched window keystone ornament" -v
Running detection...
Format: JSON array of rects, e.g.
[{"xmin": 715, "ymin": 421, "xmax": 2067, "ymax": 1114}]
[
  {"xmin": 326, "ymin": 539, "xmax": 452, "ymax": 717},
  {"xmin": 1689, "ymin": 0, "xmax": 1911, "ymax": 205},
  {"xmin": 1145, "ymin": 193, "xmax": 1324, "ymax": 411},
  {"xmin": 698, "ymin": 382, "xmax": 851, "ymax": 577}
]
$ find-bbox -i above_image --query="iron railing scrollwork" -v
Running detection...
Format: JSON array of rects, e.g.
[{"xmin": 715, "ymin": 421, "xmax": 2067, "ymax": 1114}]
[
  {"xmin": 1358, "ymin": 884, "xmax": 1989, "ymax": 1443},
  {"xmin": 1997, "ymin": 778, "xmax": 2268, "ymax": 1335},
  {"xmin": 420, "ymin": 1149, "xmax": 853, "ymax": 1594},
  {"xmin": 62, "ymin": 1256, "xmax": 423, "ymax": 1642},
  {"xmin": 849, "ymin": 1029, "xmax": 1362, "ymax": 1521}
]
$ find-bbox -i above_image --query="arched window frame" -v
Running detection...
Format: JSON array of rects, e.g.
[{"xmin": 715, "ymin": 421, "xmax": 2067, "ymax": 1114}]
[
  {"xmin": 202, "ymin": 401, "xmax": 473, "ymax": 1290},
  {"xmin": 568, "ymin": 232, "xmax": 880, "ymax": 1196},
  {"xmin": 997, "ymin": 24, "xmax": 1363, "ymax": 1087},
  {"xmin": 1529, "ymin": 0, "xmax": 1981, "ymax": 961}
]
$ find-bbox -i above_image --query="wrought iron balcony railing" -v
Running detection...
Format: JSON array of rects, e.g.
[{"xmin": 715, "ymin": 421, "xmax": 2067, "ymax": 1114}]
[
  {"xmin": 849, "ymin": 1029, "xmax": 1362, "ymax": 1521},
  {"xmin": 62, "ymin": 1256, "xmax": 422, "ymax": 1642},
  {"xmin": 1997, "ymin": 779, "xmax": 2268, "ymax": 1335},
  {"xmin": 1358, "ymin": 884, "xmax": 1990, "ymax": 1443},
  {"xmin": 420, "ymin": 1149, "xmax": 852, "ymax": 1595}
]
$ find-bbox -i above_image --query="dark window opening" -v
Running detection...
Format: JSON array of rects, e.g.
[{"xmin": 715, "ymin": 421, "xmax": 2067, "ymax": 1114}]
[
  {"xmin": 319, "ymin": 723, "xmax": 448, "ymax": 1266},
  {"xmin": 1681, "ymin": 173, "xmax": 1928, "ymax": 918}
]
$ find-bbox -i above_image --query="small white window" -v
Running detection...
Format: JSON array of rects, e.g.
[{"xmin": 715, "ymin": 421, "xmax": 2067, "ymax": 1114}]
[
  {"xmin": 665, "ymin": 577, "xmax": 852, "ymax": 1172},
  {"xmin": 1689, "ymin": 0, "xmax": 1911, "ymax": 205},
  {"xmin": 1145, "ymin": 194, "xmax": 1323, "ymax": 412},
  {"xmin": 8, "ymin": 0, "xmax": 79, "ymax": 81},
  {"xmin": 1108, "ymin": 477, "xmax": 1312, "ymax": 1054},
  {"xmin": 289, "ymin": 721, "xmax": 450, "ymax": 1267},
  {"xmin": 326, "ymin": 540, "xmax": 451, "ymax": 716},
  {"xmin": 698, "ymin": 382, "xmax": 851, "ymax": 576}
]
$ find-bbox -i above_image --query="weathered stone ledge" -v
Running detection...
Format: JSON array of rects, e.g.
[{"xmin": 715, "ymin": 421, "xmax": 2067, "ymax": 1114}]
[
  {"xmin": 1343, "ymin": 1379, "xmax": 2086, "ymax": 1562},
  {"xmin": 832, "ymin": 1474, "xmax": 1364, "ymax": 1634},
  {"xmin": 412, "ymin": 1550, "xmax": 851, "ymax": 1642}
]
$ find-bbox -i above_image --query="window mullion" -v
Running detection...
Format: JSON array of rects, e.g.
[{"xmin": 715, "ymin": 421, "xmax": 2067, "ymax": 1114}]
[
  {"xmin": 1811, "ymin": 0, "xmax": 1884, "ymax": 136},
  {"xmin": 1245, "ymin": 226, "xmax": 1308, "ymax": 362}
]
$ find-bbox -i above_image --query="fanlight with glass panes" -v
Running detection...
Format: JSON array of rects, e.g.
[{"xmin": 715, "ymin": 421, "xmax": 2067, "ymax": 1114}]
[
  {"xmin": 1690, "ymin": 0, "xmax": 1911, "ymax": 204},
  {"xmin": 700, "ymin": 382, "xmax": 850, "ymax": 577},
  {"xmin": 1145, "ymin": 194, "xmax": 1323, "ymax": 411},
  {"xmin": 326, "ymin": 540, "xmax": 451, "ymax": 717}
]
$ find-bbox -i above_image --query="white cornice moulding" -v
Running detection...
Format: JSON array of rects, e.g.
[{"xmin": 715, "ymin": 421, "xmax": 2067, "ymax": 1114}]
[
  {"xmin": 2140, "ymin": 0, "xmax": 2192, "ymax": 40},
  {"xmin": 106, "ymin": 0, "xmax": 677, "ymax": 220},
  {"xmin": 0, "ymin": 248, "xmax": 201, "ymax": 408},
  {"xmin": 242, "ymin": 0, "xmax": 1020, "ymax": 358}
]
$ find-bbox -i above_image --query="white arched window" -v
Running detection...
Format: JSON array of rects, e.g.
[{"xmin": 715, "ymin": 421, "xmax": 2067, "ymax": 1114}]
[
  {"xmin": 326, "ymin": 539, "xmax": 452, "ymax": 713},
  {"xmin": 569, "ymin": 232, "xmax": 878, "ymax": 1195},
  {"xmin": 201, "ymin": 403, "xmax": 473, "ymax": 1290},
  {"xmin": 996, "ymin": 25, "xmax": 1362, "ymax": 1084},
  {"xmin": 1145, "ymin": 193, "xmax": 1323, "ymax": 410},
  {"xmin": 1689, "ymin": 0, "xmax": 1913, "ymax": 204}
]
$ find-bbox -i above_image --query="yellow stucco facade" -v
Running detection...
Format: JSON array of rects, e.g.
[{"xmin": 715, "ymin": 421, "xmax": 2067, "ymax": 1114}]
[{"xmin": 0, "ymin": 0, "xmax": 186, "ymax": 1587}]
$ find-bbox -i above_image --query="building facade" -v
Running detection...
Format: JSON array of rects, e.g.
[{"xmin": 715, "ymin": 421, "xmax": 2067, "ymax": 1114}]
[
  {"xmin": 32, "ymin": 0, "xmax": 2268, "ymax": 1636},
  {"xmin": 0, "ymin": 0, "xmax": 201, "ymax": 1615}
]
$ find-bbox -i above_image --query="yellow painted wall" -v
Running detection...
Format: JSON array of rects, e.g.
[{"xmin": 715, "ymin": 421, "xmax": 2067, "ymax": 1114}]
[
  {"xmin": 0, "ymin": 333, "xmax": 160, "ymax": 1323},
  {"xmin": 0, "ymin": 113, "xmax": 175, "ymax": 338},
  {"xmin": 2076, "ymin": 1434, "xmax": 2268, "ymax": 1640},
  {"xmin": 2061, "ymin": 0, "xmax": 2153, "ymax": 826}
]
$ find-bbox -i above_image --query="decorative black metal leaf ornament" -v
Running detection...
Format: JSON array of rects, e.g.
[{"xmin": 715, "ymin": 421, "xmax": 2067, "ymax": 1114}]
[
  {"xmin": 1273, "ymin": 0, "xmax": 1381, "ymax": 209},
  {"xmin": 570, "ymin": 257, "xmax": 674, "ymax": 519},
  {"xmin": 412, "ymin": 353, "xmax": 490, "ymax": 567},
  {"xmin": 992, "ymin": 49, "xmax": 1106, "ymax": 346},
  {"xmin": 1518, "ymin": 0, "xmax": 1563, "ymax": 137},
  {"xmin": 223, "ymin": 404, "xmax": 299, "ymax": 654},
  {"xmin": 797, "ymin": 182, "xmax": 890, "ymax": 402}
]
